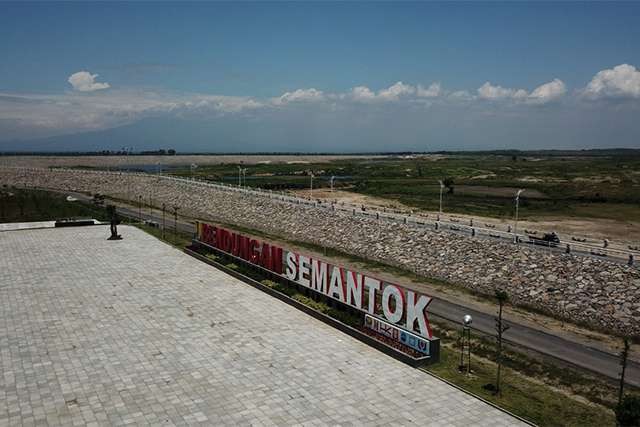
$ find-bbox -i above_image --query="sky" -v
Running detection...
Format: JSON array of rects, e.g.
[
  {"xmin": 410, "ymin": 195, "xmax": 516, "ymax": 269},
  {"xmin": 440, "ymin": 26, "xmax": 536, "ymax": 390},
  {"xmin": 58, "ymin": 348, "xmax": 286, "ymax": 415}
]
[{"xmin": 1, "ymin": 2, "xmax": 640, "ymax": 152}]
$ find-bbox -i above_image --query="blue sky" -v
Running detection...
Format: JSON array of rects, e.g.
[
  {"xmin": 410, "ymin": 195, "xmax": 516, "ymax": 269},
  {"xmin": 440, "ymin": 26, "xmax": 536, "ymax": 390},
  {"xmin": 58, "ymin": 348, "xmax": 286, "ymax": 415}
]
[{"xmin": 1, "ymin": 2, "xmax": 639, "ymax": 152}]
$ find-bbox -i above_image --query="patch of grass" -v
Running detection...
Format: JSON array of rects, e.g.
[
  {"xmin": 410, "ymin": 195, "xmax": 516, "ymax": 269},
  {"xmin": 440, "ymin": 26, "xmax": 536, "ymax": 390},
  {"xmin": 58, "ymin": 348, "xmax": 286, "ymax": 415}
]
[
  {"xmin": 134, "ymin": 223, "xmax": 192, "ymax": 249},
  {"xmin": 0, "ymin": 187, "xmax": 109, "ymax": 222},
  {"xmin": 428, "ymin": 318, "xmax": 639, "ymax": 411},
  {"xmin": 426, "ymin": 345, "xmax": 616, "ymax": 427}
]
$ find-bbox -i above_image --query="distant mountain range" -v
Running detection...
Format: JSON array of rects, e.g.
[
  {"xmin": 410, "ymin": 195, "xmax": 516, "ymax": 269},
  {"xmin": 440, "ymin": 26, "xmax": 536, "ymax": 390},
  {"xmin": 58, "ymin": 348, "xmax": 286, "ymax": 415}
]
[
  {"xmin": 0, "ymin": 115, "xmax": 386, "ymax": 153},
  {"xmin": 0, "ymin": 117, "xmax": 247, "ymax": 153},
  {"xmin": 2, "ymin": 116, "xmax": 639, "ymax": 156}
]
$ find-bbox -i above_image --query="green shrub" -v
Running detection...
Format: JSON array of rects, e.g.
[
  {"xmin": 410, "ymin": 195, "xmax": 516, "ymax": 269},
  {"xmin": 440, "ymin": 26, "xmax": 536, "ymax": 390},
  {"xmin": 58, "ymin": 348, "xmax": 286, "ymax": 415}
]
[
  {"xmin": 261, "ymin": 279, "xmax": 278, "ymax": 288},
  {"xmin": 292, "ymin": 295, "xmax": 327, "ymax": 312},
  {"xmin": 260, "ymin": 279, "xmax": 296, "ymax": 296},
  {"xmin": 327, "ymin": 308, "xmax": 361, "ymax": 327},
  {"xmin": 616, "ymin": 395, "xmax": 640, "ymax": 426}
]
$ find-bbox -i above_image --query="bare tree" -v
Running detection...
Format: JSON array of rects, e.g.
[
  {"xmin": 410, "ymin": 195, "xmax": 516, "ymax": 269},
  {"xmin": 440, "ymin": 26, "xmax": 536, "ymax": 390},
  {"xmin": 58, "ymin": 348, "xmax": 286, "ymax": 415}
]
[
  {"xmin": 0, "ymin": 191, "xmax": 7, "ymax": 220},
  {"xmin": 17, "ymin": 194, "xmax": 26, "ymax": 217},
  {"xmin": 618, "ymin": 337, "xmax": 630, "ymax": 406},
  {"xmin": 162, "ymin": 203, "xmax": 166, "ymax": 240},
  {"xmin": 173, "ymin": 206, "xmax": 179, "ymax": 244},
  {"xmin": 494, "ymin": 289, "xmax": 510, "ymax": 395}
]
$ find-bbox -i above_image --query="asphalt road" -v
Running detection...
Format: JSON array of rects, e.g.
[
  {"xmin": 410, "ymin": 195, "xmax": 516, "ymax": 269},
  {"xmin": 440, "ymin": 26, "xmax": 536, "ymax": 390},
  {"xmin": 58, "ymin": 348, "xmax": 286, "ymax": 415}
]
[
  {"xmin": 429, "ymin": 300, "xmax": 640, "ymax": 387},
  {"xmin": 107, "ymin": 202, "xmax": 640, "ymax": 388}
]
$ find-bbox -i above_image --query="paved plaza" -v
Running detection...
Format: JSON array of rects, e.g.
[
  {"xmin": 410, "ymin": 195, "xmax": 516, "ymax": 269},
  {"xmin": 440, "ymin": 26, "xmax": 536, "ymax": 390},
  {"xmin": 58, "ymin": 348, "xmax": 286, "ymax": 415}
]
[{"xmin": 0, "ymin": 225, "xmax": 525, "ymax": 426}]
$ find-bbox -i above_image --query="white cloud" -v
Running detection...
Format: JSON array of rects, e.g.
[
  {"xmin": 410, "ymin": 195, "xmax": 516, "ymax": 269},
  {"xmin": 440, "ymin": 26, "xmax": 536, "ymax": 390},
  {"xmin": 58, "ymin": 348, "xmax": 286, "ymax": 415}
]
[
  {"xmin": 584, "ymin": 64, "xmax": 640, "ymax": 99},
  {"xmin": 348, "ymin": 81, "xmax": 418, "ymax": 103},
  {"xmin": 513, "ymin": 89, "xmax": 529, "ymax": 99},
  {"xmin": 10, "ymin": 69, "xmax": 638, "ymax": 142},
  {"xmin": 68, "ymin": 71, "xmax": 110, "ymax": 92},
  {"xmin": 416, "ymin": 82, "xmax": 442, "ymax": 98},
  {"xmin": 527, "ymin": 79, "xmax": 566, "ymax": 104},
  {"xmin": 186, "ymin": 95, "xmax": 264, "ymax": 113},
  {"xmin": 477, "ymin": 82, "xmax": 521, "ymax": 100},
  {"xmin": 0, "ymin": 90, "xmax": 265, "ymax": 138},
  {"xmin": 449, "ymin": 90, "xmax": 474, "ymax": 101},
  {"xmin": 349, "ymin": 86, "xmax": 377, "ymax": 102},
  {"xmin": 274, "ymin": 88, "xmax": 325, "ymax": 105},
  {"xmin": 478, "ymin": 79, "xmax": 566, "ymax": 104},
  {"xmin": 377, "ymin": 81, "xmax": 415, "ymax": 101}
]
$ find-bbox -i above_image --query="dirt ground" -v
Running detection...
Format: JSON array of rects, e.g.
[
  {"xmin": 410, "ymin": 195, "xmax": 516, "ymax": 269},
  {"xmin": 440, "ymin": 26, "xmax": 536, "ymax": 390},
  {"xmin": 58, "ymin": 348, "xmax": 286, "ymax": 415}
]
[
  {"xmin": 0, "ymin": 154, "xmax": 384, "ymax": 168},
  {"xmin": 454, "ymin": 185, "xmax": 548, "ymax": 199},
  {"xmin": 295, "ymin": 189, "xmax": 640, "ymax": 251}
]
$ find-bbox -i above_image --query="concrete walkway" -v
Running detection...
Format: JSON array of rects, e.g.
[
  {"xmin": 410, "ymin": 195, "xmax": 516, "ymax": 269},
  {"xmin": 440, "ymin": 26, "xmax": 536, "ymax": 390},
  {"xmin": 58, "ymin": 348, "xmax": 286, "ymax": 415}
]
[{"xmin": 0, "ymin": 225, "xmax": 525, "ymax": 426}]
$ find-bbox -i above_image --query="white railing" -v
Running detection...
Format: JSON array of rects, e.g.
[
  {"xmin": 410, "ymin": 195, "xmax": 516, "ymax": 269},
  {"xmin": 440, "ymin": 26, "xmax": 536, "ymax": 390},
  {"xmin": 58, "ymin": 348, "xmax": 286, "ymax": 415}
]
[{"xmin": 5, "ymin": 166, "xmax": 638, "ymax": 265}]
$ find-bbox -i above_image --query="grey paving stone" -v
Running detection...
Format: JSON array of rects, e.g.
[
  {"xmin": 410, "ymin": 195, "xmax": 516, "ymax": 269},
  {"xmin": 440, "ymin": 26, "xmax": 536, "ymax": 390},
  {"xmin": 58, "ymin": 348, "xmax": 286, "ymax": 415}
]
[{"xmin": 0, "ymin": 225, "xmax": 526, "ymax": 426}]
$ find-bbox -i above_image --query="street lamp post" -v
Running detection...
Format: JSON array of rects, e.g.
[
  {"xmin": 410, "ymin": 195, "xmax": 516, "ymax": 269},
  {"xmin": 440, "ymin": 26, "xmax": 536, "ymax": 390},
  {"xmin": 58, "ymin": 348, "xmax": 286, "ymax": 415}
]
[
  {"xmin": 162, "ymin": 203, "xmax": 166, "ymax": 240},
  {"xmin": 173, "ymin": 206, "xmax": 179, "ymax": 244},
  {"xmin": 438, "ymin": 180, "xmax": 445, "ymax": 219},
  {"xmin": 459, "ymin": 314, "xmax": 473, "ymax": 374},
  {"xmin": 514, "ymin": 189, "xmax": 524, "ymax": 243}
]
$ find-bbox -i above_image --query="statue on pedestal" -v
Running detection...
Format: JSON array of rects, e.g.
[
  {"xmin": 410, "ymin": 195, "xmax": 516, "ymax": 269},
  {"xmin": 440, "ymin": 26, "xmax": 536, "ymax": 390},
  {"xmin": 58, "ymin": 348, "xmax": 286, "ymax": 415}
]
[{"xmin": 107, "ymin": 205, "xmax": 122, "ymax": 240}]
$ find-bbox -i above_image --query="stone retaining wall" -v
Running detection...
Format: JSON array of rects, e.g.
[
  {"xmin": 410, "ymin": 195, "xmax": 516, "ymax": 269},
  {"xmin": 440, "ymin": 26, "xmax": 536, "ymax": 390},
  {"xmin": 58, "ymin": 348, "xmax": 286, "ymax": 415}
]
[{"xmin": 2, "ymin": 167, "xmax": 639, "ymax": 336}]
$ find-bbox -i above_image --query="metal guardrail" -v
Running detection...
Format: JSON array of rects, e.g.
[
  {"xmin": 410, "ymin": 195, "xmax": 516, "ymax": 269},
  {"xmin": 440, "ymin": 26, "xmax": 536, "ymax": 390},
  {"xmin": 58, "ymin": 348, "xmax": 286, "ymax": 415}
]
[{"xmin": 4, "ymin": 166, "xmax": 639, "ymax": 265}]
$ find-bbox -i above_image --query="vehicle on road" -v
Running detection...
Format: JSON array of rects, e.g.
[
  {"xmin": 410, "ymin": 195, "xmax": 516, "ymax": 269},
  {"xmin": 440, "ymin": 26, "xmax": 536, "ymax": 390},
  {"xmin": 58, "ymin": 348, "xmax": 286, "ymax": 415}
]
[{"xmin": 528, "ymin": 232, "xmax": 560, "ymax": 247}]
